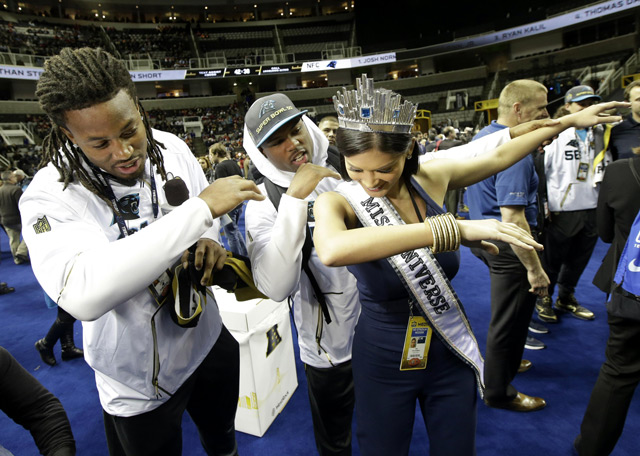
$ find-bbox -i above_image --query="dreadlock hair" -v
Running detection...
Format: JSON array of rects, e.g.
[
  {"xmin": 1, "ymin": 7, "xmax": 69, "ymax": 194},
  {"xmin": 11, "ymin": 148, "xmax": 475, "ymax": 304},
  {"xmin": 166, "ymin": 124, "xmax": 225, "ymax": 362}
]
[{"xmin": 36, "ymin": 47, "xmax": 168, "ymax": 211}]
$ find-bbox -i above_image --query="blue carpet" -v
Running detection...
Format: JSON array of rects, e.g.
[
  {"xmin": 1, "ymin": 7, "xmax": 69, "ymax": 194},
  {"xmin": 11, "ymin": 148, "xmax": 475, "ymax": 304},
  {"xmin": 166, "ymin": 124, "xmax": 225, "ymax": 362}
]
[{"xmin": 1, "ymin": 225, "xmax": 639, "ymax": 455}]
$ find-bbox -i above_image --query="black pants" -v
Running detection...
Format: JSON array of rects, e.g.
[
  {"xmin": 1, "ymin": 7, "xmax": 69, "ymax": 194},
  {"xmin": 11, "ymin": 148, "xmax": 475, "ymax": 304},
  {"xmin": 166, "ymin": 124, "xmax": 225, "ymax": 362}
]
[
  {"xmin": 0, "ymin": 347, "xmax": 76, "ymax": 455},
  {"xmin": 577, "ymin": 313, "xmax": 640, "ymax": 456},
  {"xmin": 305, "ymin": 361, "xmax": 355, "ymax": 456},
  {"xmin": 543, "ymin": 209, "xmax": 598, "ymax": 297},
  {"xmin": 472, "ymin": 242, "xmax": 536, "ymax": 402},
  {"xmin": 103, "ymin": 326, "xmax": 239, "ymax": 456}
]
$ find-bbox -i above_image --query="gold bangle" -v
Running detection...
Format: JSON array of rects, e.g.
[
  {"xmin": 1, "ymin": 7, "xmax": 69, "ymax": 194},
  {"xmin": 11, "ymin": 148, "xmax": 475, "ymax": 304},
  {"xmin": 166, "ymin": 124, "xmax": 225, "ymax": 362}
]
[
  {"xmin": 434, "ymin": 216, "xmax": 445, "ymax": 253},
  {"xmin": 434, "ymin": 215, "xmax": 448, "ymax": 252},
  {"xmin": 450, "ymin": 214, "xmax": 461, "ymax": 251},
  {"xmin": 440, "ymin": 214, "xmax": 454, "ymax": 252},
  {"xmin": 443, "ymin": 212, "xmax": 461, "ymax": 251},
  {"xmin": 425, "ymin": 217, "xmax": 440, "ymax": 253}
]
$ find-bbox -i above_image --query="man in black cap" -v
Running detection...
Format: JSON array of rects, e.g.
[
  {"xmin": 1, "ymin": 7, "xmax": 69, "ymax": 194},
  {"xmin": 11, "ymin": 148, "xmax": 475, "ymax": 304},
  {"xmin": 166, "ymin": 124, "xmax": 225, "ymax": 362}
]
[
  {"xmin": 242, "ymin": 93, "xmax": 360, "ymax": 456},
  {"xmin": 535, "ymin": 85, "xmax": 609, "ymax": 323}
]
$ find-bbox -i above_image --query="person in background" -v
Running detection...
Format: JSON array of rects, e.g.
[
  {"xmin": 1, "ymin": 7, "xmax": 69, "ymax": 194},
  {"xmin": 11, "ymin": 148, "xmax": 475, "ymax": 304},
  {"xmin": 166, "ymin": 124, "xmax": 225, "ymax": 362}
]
[
  {"xmin": 209, "ymin": 142, "xmax": 248, "ymax": 257},
  {"xmin": 35, "ymin": 293, "xmax": 84, "ymax": 367},
  {"xmin": 318, "ymin": 116, "xmax": 339, "ymax": 147},
  {"xmin": 197, "ymin": 156, "xmax": 215, "ymax": 184},
  {"xmin": 243, "ymin": 93, "xmax": 360, "ymax": 456},
  {"xmin": 0, "ymin": 171, "xmax": 29, "ymax": 265},
  {"xmin": 536, "ymin": 85, "xmax": 610, "ymax": 323},
  {"xmin": 609, "ymin": 79, "xmax": 640, "ymax": 161},
  {"xmin": 592, "ymin": 146, "xmax": 640, "ymax": 294},
  {"xmin": 575, "ymin": 198, "xmax": 640, "ymax": 455},
  {"xmin": 466, "ymin": 80, "xmax": 551, "ymax": 412}
]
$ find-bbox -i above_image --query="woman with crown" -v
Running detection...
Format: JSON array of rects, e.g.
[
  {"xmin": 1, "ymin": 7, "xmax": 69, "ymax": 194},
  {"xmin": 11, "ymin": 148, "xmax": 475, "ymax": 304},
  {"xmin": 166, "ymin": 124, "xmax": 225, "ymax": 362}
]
[{"xmin": 312, "ymin": 75, "xmax": 626, "ymax": 455}]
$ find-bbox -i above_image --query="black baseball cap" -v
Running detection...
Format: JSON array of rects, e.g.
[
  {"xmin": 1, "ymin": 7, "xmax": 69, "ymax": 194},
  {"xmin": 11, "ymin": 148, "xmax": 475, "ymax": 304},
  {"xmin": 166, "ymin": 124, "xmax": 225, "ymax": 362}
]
[{"xmin": 245, "ymin": 93, "xmax": 308, "ymax": 147}]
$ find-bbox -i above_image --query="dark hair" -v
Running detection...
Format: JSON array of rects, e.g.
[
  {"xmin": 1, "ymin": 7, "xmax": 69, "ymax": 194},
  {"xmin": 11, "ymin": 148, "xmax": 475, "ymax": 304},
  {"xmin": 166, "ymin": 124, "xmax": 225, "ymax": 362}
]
[
  {"xmin": 335, "ymin": 129, "xmax": 419, "ymax": 181},
  {"xmin": 35, "ymin": 47, "xmax": 168, "ymax": 212}
]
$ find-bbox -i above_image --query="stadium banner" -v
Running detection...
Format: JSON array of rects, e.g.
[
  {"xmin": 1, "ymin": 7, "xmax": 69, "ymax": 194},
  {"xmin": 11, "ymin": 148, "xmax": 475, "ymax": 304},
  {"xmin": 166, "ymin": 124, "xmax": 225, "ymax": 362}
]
[
  {"xmin": 129, "ymin": 69, "xmax": 187, "ymax": 81},
  {"xmin": 301, "ymin": 52, "xmax": 396, "ymax": 72},
  {"xmin": 0, "ymin": 65, "xmax": 44, "ymax": 80},
  {"xmin": 399, "ymin": 0, "xmax": 640, "ymax": 59}
]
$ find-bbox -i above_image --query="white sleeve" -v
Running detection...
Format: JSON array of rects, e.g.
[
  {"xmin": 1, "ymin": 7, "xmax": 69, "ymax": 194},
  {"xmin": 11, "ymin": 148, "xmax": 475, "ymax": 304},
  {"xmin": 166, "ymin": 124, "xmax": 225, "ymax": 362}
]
[
  {"xmin": 21, "ymin": 191, "xmax": 215, "ymax": 321},
  {"xmin": 419, "ymin": 128, "xmax": 512, "ymax": 163},
  {"xmin": 245, "ymin": 193, "xmax": 308, "ymax": 302}
]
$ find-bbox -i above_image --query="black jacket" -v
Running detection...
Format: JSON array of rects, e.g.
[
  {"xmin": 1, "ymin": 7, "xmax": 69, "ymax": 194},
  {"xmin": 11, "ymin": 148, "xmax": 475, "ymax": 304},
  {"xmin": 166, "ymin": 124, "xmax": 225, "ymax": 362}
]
[{"xmin": 593, "ymin": 156, "xmax": 640, "ymax": 293}]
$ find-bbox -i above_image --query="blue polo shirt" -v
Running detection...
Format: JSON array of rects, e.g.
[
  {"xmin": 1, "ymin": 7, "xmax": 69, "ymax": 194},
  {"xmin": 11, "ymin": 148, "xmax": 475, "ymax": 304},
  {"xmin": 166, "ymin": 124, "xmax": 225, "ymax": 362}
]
[{"xmin": 467, "ymin": 121, "xmax": 539, "ymax": 227}]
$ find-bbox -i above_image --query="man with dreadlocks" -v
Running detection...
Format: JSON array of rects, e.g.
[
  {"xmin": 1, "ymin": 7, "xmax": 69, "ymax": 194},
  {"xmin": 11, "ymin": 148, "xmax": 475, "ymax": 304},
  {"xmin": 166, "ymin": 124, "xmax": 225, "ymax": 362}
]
[{"xmin": 19, "ymin": 47, "xmax": 264, "ymax": 456}]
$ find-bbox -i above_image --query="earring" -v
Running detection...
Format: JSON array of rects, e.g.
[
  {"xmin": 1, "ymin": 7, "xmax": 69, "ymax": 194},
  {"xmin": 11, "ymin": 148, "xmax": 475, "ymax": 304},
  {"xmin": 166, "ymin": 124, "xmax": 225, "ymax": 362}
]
[{"xmin": 407, "ymin": 154, "xmax": 413, "ymax": 159}]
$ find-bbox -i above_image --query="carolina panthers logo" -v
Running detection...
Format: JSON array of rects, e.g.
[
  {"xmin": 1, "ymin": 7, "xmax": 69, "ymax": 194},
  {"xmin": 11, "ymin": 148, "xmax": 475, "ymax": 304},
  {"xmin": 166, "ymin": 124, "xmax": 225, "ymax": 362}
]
[
  {"xmin": 567, "ymin": 139, "xmax": 579, "ymax": 148},
  {"xmin": 259, "ymin": 100, "xmax": 277, "ymax": 118},
  {"xmin": 327, "ymin": 60, "xmax": 337, "ymax": 68},
  {"xmin": 114, "ymin": 193, "xmax": 140, "ymax": 221}
]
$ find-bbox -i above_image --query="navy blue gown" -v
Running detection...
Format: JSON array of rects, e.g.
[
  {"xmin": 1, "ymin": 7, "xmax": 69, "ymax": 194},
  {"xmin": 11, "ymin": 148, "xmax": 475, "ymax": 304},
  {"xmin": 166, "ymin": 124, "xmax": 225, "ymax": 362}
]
[{"xmin": 346, "ymin": 177, "xmax": 478, "ymax": 456}]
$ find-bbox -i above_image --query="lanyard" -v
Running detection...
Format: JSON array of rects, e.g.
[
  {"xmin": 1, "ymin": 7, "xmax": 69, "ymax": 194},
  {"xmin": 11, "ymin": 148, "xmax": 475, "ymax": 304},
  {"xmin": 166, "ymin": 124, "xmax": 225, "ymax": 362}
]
[{"xmin": 88, "ymin": 159, "xmax": 158, "ymax": 239}]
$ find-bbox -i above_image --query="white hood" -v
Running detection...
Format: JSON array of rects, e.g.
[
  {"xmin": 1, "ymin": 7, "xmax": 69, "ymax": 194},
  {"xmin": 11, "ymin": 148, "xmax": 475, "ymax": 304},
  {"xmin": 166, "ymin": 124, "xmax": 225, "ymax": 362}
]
[{"xmin": 243, "ymin": 115, "xmax": 329, "ymax": 187}]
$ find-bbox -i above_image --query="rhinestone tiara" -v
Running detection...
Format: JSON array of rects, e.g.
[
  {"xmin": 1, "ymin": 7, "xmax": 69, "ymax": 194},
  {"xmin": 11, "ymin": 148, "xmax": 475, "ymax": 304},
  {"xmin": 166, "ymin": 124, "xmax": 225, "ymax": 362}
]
[{"xmin": 333, "ymin": 74, "xmax": 417, "ymax": 133}]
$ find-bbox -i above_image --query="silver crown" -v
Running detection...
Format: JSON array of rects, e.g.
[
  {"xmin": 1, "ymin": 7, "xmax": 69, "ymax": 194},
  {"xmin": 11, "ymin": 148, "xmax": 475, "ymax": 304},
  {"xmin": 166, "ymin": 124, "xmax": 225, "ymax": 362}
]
[{"xmin": 333, "ymin": 74, "xmax": 416, "ymax": 133}]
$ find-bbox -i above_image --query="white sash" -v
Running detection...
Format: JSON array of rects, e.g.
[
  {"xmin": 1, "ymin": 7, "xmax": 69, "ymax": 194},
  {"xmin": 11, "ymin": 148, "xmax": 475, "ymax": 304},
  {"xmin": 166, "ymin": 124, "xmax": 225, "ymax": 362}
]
[{"xmin": 336, "ymin": 181, "xmax": 485, "ymax": 392}]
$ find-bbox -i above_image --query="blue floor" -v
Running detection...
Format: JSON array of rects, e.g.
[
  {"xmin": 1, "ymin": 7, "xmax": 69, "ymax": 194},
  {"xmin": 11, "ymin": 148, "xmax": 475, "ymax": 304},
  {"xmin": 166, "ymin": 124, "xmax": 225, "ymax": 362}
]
[{"xmin": 1, "ymin": 223, "xmax": 639, "ymax": 455}]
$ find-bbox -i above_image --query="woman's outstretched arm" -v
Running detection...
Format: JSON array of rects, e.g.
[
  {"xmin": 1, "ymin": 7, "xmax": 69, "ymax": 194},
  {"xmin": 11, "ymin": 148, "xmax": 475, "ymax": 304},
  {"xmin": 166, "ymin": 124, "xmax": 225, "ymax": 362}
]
[{"xmin": 313, "ymin": 191, "xmax": 542, "ymax": 267}]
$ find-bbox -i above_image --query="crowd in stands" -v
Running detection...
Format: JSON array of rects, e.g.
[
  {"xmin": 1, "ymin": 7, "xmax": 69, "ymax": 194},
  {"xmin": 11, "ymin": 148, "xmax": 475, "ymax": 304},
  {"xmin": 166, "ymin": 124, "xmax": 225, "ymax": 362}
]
[{"xmin": 0, "ymin": 21, "xmax": 103, "ymax": 57}]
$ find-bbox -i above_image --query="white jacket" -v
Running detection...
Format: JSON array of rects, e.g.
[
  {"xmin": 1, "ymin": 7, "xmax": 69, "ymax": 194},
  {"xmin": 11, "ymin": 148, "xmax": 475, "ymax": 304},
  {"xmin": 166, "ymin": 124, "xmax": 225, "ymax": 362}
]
[
  {"xmin": 20, "ymin": 129, "xmax": 223, "ymax": 417},
  {"xmin": 418, "ymin": 128, "xmax": 512, "ymax": 163},
  {"xmin": 544, "ymin": 127, "xmax": 602, "ymax": 212},
  {"xmin": 243, "ymin": 117, "xmax": 360, "ymax": 368}
]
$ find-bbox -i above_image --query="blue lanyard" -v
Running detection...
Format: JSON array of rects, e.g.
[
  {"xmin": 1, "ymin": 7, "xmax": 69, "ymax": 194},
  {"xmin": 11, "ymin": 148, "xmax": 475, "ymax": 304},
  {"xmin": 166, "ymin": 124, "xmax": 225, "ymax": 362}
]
[{"xmin": 88, "ymin": 160, "xmax": 158, "ymax": 239}]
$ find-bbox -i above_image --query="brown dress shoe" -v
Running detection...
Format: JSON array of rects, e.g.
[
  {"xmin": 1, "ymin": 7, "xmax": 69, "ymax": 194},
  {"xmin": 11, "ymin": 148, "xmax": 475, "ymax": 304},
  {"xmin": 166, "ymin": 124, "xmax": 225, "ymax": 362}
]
[
  {"xmin": 485, "ymin": 392, "xmax": 546, "ymax": 412},
  {"xmin": 518, "ymin": 359, "xmax": 532, "ymax": 373}
]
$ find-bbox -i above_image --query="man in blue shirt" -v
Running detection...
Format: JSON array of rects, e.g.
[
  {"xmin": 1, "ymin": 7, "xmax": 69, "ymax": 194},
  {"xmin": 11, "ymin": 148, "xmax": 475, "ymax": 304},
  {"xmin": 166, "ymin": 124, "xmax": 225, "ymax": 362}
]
[
  {"xmin": 610, "ymin": 80, "xmax": 640, "ymax": 161},
  {"xmin": 467, "ymin": 80, "xmax": 550, "ymax": 412}
]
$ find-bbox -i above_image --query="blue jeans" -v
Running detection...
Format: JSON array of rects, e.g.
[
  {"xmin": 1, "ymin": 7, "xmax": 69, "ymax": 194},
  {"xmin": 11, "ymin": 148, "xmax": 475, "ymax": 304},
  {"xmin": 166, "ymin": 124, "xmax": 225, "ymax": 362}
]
[{"xmin": 223, "ymin": 204, "xmax": 247, "ymax": 257}]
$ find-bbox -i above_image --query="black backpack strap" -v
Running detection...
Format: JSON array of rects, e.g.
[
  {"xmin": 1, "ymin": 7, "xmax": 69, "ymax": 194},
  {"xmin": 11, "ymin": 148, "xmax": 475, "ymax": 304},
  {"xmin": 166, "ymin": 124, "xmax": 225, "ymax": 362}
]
[
  {"xmin": 326, "ymin": 145, "xmax": 341, "ymax": 173},
  {"xmin": 263, "ymin": 177, "xmax": 332, "ymax": 324}
]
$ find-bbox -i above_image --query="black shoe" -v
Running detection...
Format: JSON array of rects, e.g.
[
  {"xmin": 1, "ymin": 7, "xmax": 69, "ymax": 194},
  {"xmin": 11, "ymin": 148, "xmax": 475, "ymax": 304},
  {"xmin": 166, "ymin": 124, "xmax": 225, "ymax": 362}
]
[
  {"xmin": 61, "ymin": 346, "xmax": 84, "ymax": 361},
  {"xmin": 536, "ymin": 296, "xmax": 558, "ymax": 323},
  {"xmin": 35, "ymin": 339, "xmax": 57, "ymax": 366},
  {"xmin": 528, "ymin": 319, "xmax": 549, "ymax": 334},
  {"xmin": 61, "ymin": 332, "xmax": 84, "ymax": 361},
  {"xmin": 555, "ymin": 295, "xmax": 594, "ymax": 320},
  {"xmin": 0, "ymin": 283, "xmax": 15, "ymax": 295},
  {"xmin": 525, "ymin": 336, "xmax": 546, "ymax": 350}
]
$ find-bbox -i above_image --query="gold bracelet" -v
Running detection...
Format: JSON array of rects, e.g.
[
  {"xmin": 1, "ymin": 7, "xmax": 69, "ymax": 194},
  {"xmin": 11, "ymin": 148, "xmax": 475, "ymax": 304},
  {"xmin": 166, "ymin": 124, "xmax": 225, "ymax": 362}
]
[
  {"xmin": 428, "ymin": 213, "xmax": 461, "ymax": 253},
  {"xmin": 434, "ymin": 214, "xmax": 449, "ymax": 252},
  {"xmin": 442, "ymin": 212, "xmax": 461, "ymax": 251},
  {"xmin": 440, "ymin": 214, "xmax": 454, "ymax": 252},
  {"xmin": 425, "ymin": 217, "xmax": 440, "ymax": 253},
  {"xmin": 450, "ymin": 213, "xmax": 461, "ymax": 251}
]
